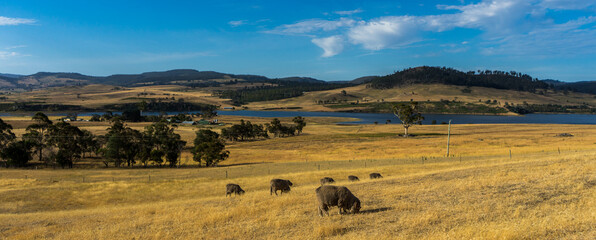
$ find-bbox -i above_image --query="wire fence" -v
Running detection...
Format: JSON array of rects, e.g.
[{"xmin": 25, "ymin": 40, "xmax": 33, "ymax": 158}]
[{"xmin": 2, "ymin": 148, "xmax": 586, "ymax": 184}]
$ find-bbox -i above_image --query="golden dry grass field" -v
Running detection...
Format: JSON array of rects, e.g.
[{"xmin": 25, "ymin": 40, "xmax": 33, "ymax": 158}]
[
  {"xmin": 2, "ymin": 83, "xmax": 595, "ymax": 114},
  {"xmin": 0, "ymin": 116, "xmax": 595, "ymax": 239},
  {"xmin": 247, "ymin": 84, "xmax": 596, "ymax": 112},
  {"xmin": 0, "ymin": 84, "xmax": 235, "ymax": 109}
]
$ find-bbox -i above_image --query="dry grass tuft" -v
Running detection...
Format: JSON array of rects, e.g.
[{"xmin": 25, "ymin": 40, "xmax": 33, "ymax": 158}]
[{"xmin": 315, "ymin": 223, "xmax": 348, "ymax": 238}]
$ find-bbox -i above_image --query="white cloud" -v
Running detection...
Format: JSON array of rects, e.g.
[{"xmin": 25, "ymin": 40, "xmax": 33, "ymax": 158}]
[
  {"xmin": 0, "ymin": 16, "xmax": 36, "ymax": 26},
  {"xmin": 348, "ymin": 16, "xmax": 423, "ymax": 50},
  {"xmin": 267, "ymin": 0, "xmax": 596, "ymax": 57},
  {"xmin": 312, "ymin": 36, "xmax": 344, "ymax": 57},
  {"xmin": 335, "ymin": 9, "xmax": 363, "ymax": 15},
  {"xmin": 265, "ymin": 18, "xmax": 355, "ymax": 36},
  {"xmin": 229, "ymin": 20, "xmax": 247, "ymax": 27}
]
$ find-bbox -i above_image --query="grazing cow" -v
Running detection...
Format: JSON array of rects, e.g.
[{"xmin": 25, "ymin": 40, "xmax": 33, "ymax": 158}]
[
  {"xmin": 348, "ymin": 175, "xmax": 360, "ymax": 181},
  {"xmin": 226, "ymin": 183, "xmax": 245, "ymax": 197},
  {"xmin": 320, "ymin": 177, "xmax": 335, "ymax": 185},
  {"xmin": 316, "ymin": 185, "xmax": 361, "ymax": 217},
  {"xmin": 270, "ymin": 179, "xmax": 293, "ymax": 196},
  {"xmin": 369, "ymin": 173, "xmax": 383, "ymax": 179}
]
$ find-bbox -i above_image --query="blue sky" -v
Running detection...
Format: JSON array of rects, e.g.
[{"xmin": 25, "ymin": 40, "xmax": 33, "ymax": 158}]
[{"xmin": 0, "ymin": 0, "xmax": 595, "ymax": 81}]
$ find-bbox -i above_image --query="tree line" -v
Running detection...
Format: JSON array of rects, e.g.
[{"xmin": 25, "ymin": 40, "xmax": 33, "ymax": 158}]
[
  {"xmin": 215, "ymin": 81, "xmax": 352, "ymax": 106},
  {"xmin": 0, "ymin": 112, "xmax": 229, "ymax": 168}
]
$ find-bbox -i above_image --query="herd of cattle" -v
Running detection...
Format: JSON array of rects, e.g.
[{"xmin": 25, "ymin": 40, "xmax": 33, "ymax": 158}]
[{"xmin": 225, "ymin": 172, "xmax": 383, "ymax": 217}]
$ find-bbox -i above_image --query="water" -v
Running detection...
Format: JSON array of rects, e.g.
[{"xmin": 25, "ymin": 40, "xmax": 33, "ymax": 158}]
[
  {"xmin": 217, "ymin": 110, "xmax": 596, "ymax": 125},
  {"xmin": 1, "ymin": 110, "xmax": 594, "ymax": 124}
]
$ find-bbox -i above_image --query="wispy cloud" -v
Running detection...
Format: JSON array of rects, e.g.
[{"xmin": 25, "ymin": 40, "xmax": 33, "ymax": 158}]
[
  {"xmin": 539, "ymin": 0, "xmax": 596, "ymax": 10},
  {"xmin": 229, "ymin": 20, "xmax": 247, "ymax": 27},
  {"xmin": 5, "ymin": 45, "xmax": 27, "ymax": 50},
  {"xmin": 266, "ymin": 0, "xmax": 596, "ymax": 58},
  {"xmin": 0, "ymin": 51, "xmax": 23, "ymax": 59},
  {"xmin": 481, "ymin": 16, "xmax": 596, "ymax": 57},
  {"xmin": 0, "ymin": 16, "xmax": 36, "ymax": 26},
  {"xmin": 264, "ymin": 18, "xmax": 355, "ymax": 36},
  {"xmin": 334, "ymin": 9, "xmax": 363, "ymax": 15},
  {"xmin": 312, "ymin": 36, "xmax": 344, "ymax": 57}
]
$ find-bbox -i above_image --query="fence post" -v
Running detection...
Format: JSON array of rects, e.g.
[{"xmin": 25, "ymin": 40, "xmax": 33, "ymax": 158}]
[
  {"xmin": 509, "ymin": 149, "xmax": 512, "ymax": 160},
  {"xmin": 225, "ymin": 170, "xmax": 228, "ymax": 178},
  {"xmin": 558, "ymin": 147, "xmax": 560, "ymax": 154},
  {"xmin": 446, "ymin": 120, "xmax": 452, "ymax": 157}
]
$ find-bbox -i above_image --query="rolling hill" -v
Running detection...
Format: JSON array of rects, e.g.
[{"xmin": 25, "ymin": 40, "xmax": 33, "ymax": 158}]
[
  {"xmin": 0, "ymin": 66, "xmax": 594, "ymax": 114},
  {"xmin": 0, "ymin": 69, "xmax": 328, "ymax": 90}
]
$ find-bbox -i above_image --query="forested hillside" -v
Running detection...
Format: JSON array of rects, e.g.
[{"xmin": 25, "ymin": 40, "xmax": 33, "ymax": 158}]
[{"xmin": 368, "ymin": 66, "xmax": 550, "ymax": 92}]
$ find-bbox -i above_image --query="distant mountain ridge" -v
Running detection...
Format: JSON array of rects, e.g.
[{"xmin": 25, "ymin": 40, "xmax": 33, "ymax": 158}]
[
  {"xmin": 0, "ymin": 73, "xmax": 23, "ymax": 79},
  {"xmin": 0, "ymin": 69, "xmax": 327, "ymax": 89},
  {"xmin": 0, "ymin": 68, "xmax": 594, "ymax": 95}
]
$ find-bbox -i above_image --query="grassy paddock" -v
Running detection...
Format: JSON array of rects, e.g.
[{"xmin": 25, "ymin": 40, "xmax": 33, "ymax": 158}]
[
  {"xmin": 0, "ymin": 119, "xmax": 595, "ymax": 239},
  {"xmin": 0, "ymin": 151, "xmax": 594, "ymax": 239}
]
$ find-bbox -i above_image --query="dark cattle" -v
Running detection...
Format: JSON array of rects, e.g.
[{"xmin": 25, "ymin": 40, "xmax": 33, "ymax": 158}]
[
  {"xmin": 369, "ymin": 173, "xmax": 383, "ymax": 179},
  {"xmin": 320, "ymin": 177, "xmax": 335, "ymax": 185},
  {"xmin": 348, "ymin": 175, "xmax": 360, "ymax": 181},
  {"xmin": 226, "ymin": 183, "xmax": 245, "ymax": 197},
  {"xmin": 316, "ymin": 185, "xmax": 361, "ymax": 217},
  {"xmin": 270, "ymin": 179, "xmax": 293, "ymax": 196}
]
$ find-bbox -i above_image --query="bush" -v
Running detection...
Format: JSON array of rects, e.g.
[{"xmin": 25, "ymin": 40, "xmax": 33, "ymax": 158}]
[{"xmin": 1, "ymin": 141, "xmax": 32, "ymax": 167}]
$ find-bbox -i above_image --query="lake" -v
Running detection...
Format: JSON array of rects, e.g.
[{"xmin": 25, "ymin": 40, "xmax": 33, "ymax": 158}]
[
  {"xmin": 1, "ymin": 110, "xmax": 594, "ymax": 124},
  {"xmin": 216, "ymin": 110, "xmax": 596, "ymax": 125}
]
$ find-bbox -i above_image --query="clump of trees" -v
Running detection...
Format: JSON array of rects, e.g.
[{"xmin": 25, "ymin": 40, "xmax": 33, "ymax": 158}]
[
  {"xmin": 221, "ymin": 117, "xmax": 307, "ymax": 141},
  {"xmin": 221, "ymin": 120, "xmax": 268, "ymax": 141},
  {"xmin": 0, "ymin": 113, "xmax": 98, "ymax": 168},
  {"xmin": 265, "ymin": 117, "xmax": 305, "ymax": 137},
  {"xmin": 101, "ymin": 120, "xmax": 186, "ymax": 168}
]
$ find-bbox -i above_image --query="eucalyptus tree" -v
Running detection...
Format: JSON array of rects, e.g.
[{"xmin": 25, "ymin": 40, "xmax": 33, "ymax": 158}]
[
  {"xmin": 0, "ymin": 118, "xmax": 16, "ymax": 151},
  {"xmin": 104, "ymin": 120, "xmax": 143, "ymax": 167},
  {"xmin": 292, "ymin": 116, "xmax": 306, "ymax": 135},
  {"xmin": 191, "ymin": 129, "xmax": 229, "ymax": 167},
  {"xmin": 144, "ymin": 121, "xmax": 185, "ymax": 167},
  {"xmin": 48, "ymin": 121, "xmax": 85, "ymax": 168},
  {"xmin": 25, "ymin": 112, "xmax": 53, "ymax": 163},
  {"xmin": 392, "ymin": 102, "xmax": 424, "ymax": 137}
]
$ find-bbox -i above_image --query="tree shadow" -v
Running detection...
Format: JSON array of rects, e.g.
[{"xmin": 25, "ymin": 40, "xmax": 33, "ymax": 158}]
[
  {"xmin": 219, "ymin": 162, "xmax": 272, "ymax": 167},
  {"xmin": 359, "ymin": 207, "xmax": 392, "ymax": 214}
]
